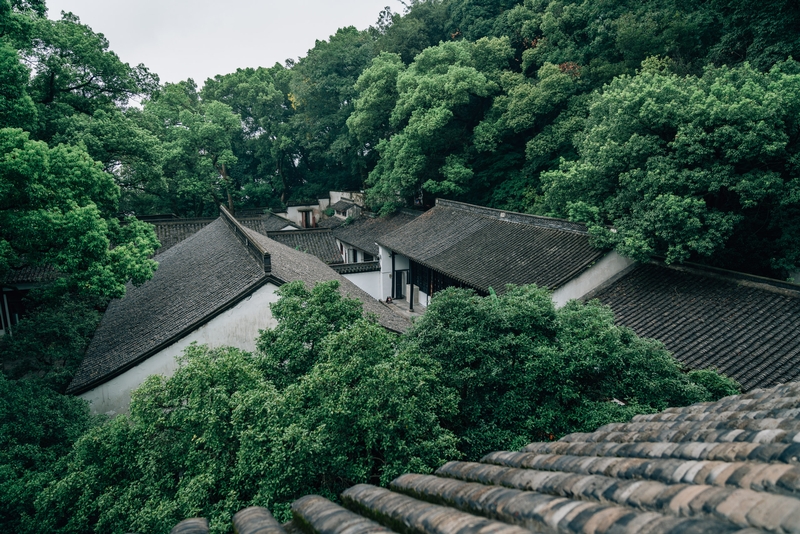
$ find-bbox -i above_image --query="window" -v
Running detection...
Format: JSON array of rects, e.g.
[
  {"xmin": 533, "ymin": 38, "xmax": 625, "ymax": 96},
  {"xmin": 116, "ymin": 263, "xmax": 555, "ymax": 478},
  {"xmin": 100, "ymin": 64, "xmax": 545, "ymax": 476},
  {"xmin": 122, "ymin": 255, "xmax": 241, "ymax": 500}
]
[{"xmin": 364, "ymin": 253, "xmax": 374, "ymax": 262}]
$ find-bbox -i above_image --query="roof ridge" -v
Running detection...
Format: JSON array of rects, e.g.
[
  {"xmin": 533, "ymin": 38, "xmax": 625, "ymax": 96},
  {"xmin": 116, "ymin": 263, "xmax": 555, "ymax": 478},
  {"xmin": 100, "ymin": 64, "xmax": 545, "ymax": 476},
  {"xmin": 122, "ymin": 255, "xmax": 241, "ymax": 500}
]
[
  {"xmin": 649, "ymin": 260, "xmax": 800, "ymax": 298},
  {"xmin": 435, "ymin": 198, "xmax": 589, "ymax": 234},
  {"xmin": 220, "ymin": 206, "xmax": 272, "ymax": 273}
]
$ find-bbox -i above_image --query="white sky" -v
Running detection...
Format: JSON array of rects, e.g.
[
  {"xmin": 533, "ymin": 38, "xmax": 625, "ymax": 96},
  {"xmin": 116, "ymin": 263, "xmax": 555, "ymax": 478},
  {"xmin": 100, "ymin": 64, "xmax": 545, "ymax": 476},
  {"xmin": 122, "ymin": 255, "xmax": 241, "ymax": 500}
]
[{"xmin": 46, "ymin": 0, "xmax": 406, "ymax": 85}]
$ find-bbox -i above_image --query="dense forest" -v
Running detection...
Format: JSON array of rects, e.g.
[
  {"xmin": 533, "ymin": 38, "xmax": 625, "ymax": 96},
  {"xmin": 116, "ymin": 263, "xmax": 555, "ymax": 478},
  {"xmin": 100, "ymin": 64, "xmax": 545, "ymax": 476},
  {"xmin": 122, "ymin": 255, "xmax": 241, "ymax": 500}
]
[{"xmin": 0, "ymin": 0, "xmax": 796, "ymax": 532}]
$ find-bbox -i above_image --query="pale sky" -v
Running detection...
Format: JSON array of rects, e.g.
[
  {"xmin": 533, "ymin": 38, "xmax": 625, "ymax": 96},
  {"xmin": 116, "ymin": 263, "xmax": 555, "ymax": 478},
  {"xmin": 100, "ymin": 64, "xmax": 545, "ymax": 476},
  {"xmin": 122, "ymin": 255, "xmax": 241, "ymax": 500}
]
[{"xmin": 46, "ymin": 0, "xmax": 406, "ymax": 85}]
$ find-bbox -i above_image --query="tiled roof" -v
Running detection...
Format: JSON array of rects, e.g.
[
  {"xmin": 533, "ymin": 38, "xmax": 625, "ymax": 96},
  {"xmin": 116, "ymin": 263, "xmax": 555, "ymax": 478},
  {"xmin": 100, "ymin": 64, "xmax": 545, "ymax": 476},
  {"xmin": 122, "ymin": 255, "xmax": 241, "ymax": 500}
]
[
  {"xmin": 377, "ymin": 200, "xmax": 604, "ymax": 294},
  {"xmin": 587, "ymin": 263, "xmax": 800, "ymax": 392},
  {"xmin": 152, "ymin": 218, "xmax": 216, "ymax": 254},
  {"xmin": 239, "ymin": 214, "xmax": 299, "ymax": 234},
  {"xmin": 1, "ymin": 264, "xmax": 59, "ymax": 285},
  {"xmin": 173, "ymin": 381, "xmax": 800, "ymax": 534},
  {"xmin": 243, "ymin": 228, "xmax": 409, "ymax": 334},
  {"xmin": 266, "ymin": 229, "xmax": 343, "ymax": 265},
  {"xmin": 330, "ymin": 199, "xmax": 356, "ymax": 211},
  {"xmin": 332, "ymin": 212, "xmax": 419, "ymax": 256},
  {"xmin": 331, "ymin": 261, "xmax": 381, "ymax": 275},
  {"xmin": 152, "ymin": 214, "xmax": 298, "ymax": 255},
  {"xmin": 67, "ymin": 218, "xmax": 268, "ymax": 395},
  {"xmin": 68, "ymin": 215, "xmax": 409, "ymax": 395}
]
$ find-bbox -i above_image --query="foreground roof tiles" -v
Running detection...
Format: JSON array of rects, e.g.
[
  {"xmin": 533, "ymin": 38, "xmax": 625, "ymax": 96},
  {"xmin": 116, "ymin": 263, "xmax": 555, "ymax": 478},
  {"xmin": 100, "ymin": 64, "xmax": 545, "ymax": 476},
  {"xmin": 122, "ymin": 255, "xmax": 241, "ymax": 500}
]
[
  {"xmin": 172, "ymin": 381, "xmax": 800, "ymax": 534},
  {"xmin": 68, "ymin": 213, "xmax": 408, "ymax": 395},
  {"xmin": 377, "ymin": 200, "xmax": 605, "ymax": 294},
  {"xmin": 589, "ymin": 263, "xmax": 800, "ymax": 391}
]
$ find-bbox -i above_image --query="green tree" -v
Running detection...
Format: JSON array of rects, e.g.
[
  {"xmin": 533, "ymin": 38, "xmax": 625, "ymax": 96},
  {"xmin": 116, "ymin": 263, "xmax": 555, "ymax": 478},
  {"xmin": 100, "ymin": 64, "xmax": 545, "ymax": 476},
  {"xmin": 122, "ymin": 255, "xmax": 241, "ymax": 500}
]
[
  {"xmin": 284, "ymin": 26, "xmax": 378, "ymax": 198},
  {"xmin": 25, "ymin": 12, "xmax": 158, "ymax": 143},
  {"xmin": 0, "ymin": 128, "xmax": 159, "ymax": 299},
  {"xmin": 200, "ymin": 67, "xmax": 289, "ymax": 209},
  {"xmin": 0, "ymin": 373, "xmax": 97, "ymax": 533},
  {"xmin": 542, "ymin": 60, "xmax": 800, "ymax": 276},
  {"xmin": 365, "ymin": 37, "xmax": 514, "ymax": 211},
  {"xmin": 255, "ymin": 280, "xmax": 365, "ymax": 389},
  {"xmin": 139, "ymin": 80, "xmax": 243, "ymax": 215},
  {"xmin": 401, "ymin": 285, "xmax": 740, "ymax": 459}
]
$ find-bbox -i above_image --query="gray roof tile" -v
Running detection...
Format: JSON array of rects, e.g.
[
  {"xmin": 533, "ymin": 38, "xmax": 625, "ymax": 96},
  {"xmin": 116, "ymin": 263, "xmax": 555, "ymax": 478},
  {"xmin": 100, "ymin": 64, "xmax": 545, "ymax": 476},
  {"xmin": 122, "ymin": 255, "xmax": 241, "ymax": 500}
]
[
  {"xmin": 266, "ymin": 229, "xmax": 343, "ymax": 264},
  {"xmin": 174, "ymin": 383, "xmax": 800, "ymax": 533},
  {"xmin": 377, "ymin": 200, "xmax": 605, "ymax": 293},
  {"xmin": 332, "ymin": 212, "xmax": 419, "ymax": 256},
  {"xmin": 68, "ymin": 213, "xmax": 409, "ymax": 395},
  {"xmin": 587, "ymin": 262, "xmax": 800, "ymax": 391}
]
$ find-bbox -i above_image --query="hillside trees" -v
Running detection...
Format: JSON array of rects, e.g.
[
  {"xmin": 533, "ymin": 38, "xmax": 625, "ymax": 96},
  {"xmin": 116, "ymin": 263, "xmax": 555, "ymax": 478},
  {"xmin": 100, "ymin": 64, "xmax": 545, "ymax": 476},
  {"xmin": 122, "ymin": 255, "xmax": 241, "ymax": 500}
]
[
  {"xmin": 0, "ymin": 128, "xmax": 159, "ymax": 298},
  {"xmin": 361, "ymin": 37, "xmax": 515, "ymax": 211},
  {"xmin": 541, "ymin": 60, "xmax": 800, "ymax": 276}
]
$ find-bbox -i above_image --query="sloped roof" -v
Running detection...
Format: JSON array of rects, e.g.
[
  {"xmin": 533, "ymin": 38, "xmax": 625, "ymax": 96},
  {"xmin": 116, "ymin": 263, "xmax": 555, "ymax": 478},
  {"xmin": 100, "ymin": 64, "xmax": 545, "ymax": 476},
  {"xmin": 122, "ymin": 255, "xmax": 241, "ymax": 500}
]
[
  {"xmin": 243, "ymin": 227, "xmax": 408, "ymax": 334},
  {"xmin": 377, "ymin": 200, "xmax": 605, "ymax": 294},
  {"xmin": 1, "ymin": 264, "xmax": 59, "ymax": 285},
  {"xmin": 152, "ymin": 213, "xmax": 298, "ymax": 255},
  {"xmin": 239, "ymin": 214, "xmax": 299, "ymax": 234},
  {"xmin": 330, "ymin": 199, "xmax": 356, "ymax": 212},
  {"xmin": 332, "ymin": 212, "xmax": 419, "ymax": 256},
  {"xmin": 68, "ymin": 215, "xmax": 409, "ymax": 395},
  {"xmin": 174, "ymin": 381, "xmax": 800, "ymax": 533},
  {"xmin": 587, "ymin": 262, "xmax": 800, "ymax": 392},
  {"xmin": 152, "ymin": 218, "xmax": 216, "ymax": 254},
  {"xmin": 67, "ymin": 218, "xmax": 268, "ymax": 394},
  {"xmin": 266, "ymin": 229, "xmax": 342, "ymax": 265}
]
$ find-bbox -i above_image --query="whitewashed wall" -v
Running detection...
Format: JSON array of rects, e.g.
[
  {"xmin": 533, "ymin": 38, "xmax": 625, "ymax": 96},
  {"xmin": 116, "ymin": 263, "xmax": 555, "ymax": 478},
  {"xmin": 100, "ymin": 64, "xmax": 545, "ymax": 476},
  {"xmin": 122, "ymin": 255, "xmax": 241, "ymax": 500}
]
[
  {"xmin": 80, "ymin": 282, "xmax": 281, "ymax": 416},
  {"xmin": 551, "ymin": 251, "xmax": 636, "ymax": 308},
  {"xmin": 343, "ymin": 271, "xmax": 382, "ymax": 301}
]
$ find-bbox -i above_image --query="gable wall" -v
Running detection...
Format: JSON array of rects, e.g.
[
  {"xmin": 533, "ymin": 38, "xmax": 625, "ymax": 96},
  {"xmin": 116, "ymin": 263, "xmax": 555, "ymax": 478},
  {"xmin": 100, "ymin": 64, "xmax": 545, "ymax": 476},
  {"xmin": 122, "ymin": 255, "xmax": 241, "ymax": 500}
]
[{"xmin": 80, "ymin": 282, "xmax": 281, "ymax": 416}]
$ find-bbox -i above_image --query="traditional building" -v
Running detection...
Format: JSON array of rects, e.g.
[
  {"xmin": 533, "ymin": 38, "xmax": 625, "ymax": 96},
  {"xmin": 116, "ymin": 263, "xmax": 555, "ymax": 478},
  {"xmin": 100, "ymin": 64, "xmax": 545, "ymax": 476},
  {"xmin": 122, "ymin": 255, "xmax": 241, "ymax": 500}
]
[
  {"xmin": 66, "ymin": 206, "xmax": 408, "ymax": 415},
  {"xmin": 173, "ymin": 381, "xmax": 800, "ymax": 534},
  {"xmin": 376, "ymin": 199, "xmax": 634, "ymax": 310}
]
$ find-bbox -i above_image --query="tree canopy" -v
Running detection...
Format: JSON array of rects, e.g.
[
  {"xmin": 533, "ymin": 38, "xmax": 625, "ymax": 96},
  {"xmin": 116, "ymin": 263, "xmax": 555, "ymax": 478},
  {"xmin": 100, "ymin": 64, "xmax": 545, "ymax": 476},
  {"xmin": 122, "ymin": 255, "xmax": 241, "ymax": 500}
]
[{"xmin": 4, "ymin": 282, "xmax": 738, "ymax": 533}]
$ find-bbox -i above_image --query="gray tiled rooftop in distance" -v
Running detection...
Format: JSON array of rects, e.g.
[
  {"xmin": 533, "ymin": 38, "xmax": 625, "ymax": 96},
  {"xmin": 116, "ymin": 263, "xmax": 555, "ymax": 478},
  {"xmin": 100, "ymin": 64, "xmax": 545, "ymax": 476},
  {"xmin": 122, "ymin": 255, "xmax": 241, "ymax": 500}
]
[
  {"xmin": 267, "ymin": 229, "xmax": 343, "ymax": 264},
  {"xmin": 173, "ymin": 381, "xmax": 800, "ymax": 534},
  {"xmin": 589, "ymin": 262, "xmax": 800, "ymax": 391},
  {"xmin": 376, "ymin": 200, "xmax": 605, "ymax": 294},
  {"xmin": 331, "ymin": 211, "xmax": 419, "ymax": 256}
]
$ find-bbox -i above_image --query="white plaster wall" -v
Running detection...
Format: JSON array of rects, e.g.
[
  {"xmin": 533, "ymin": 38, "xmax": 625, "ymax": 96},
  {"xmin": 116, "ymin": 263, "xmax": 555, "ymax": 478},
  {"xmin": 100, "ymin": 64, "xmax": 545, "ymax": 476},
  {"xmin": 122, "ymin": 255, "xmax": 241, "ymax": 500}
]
[
  {"xmin": 551, "ymin": 252, "xmax": 636, "ymax": 308},
  {"xmin": 80, "ymin": 283, "xmax": 281, "ymax": 416},
  {"xmin": 379, "ymin": 245, "xmax": 393, "ymax": 299},
  {"xmin": 343, "ymin": 271, "xmax": 382, "ymax": 301}
]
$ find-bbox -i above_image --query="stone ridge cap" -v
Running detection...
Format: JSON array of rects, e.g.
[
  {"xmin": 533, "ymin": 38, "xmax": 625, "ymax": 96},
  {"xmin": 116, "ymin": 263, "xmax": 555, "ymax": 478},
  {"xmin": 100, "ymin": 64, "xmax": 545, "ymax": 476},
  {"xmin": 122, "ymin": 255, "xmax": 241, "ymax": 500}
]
[
  {"xmin": 650, "ymin": 259, "xmax": 800, "ymax": 297},
  {"xmin": 434, "ymin": 198, "xmax": 590, "ymax": 234},
  {"xmin": 220, "ymin": 205, "xmax": 271, "ymax": 273}
]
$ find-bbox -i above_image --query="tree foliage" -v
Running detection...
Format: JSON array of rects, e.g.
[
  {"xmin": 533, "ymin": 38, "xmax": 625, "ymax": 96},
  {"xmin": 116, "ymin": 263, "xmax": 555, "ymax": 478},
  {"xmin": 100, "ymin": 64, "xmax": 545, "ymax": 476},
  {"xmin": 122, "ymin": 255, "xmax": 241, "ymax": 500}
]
[
  {"xmin": 401, "ymin": 285, "xmax": 739, "ymax": 459},
  {"xmin": 542, "ymin": 60, "xmax": 800, "ymax": 275}
]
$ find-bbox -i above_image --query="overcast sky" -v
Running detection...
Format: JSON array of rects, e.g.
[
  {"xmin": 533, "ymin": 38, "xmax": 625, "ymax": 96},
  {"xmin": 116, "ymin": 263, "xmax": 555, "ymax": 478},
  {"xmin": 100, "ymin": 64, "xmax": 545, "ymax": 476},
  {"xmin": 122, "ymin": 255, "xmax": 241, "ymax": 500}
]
[{"xmin": 46, "ymin": 0, "xmax": 406, "ymax": 85}]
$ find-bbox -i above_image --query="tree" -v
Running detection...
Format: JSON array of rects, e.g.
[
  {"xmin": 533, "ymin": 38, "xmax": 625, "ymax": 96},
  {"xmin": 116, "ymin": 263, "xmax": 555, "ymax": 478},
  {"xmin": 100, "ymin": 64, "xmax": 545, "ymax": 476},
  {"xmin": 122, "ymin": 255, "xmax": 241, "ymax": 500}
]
[
  {"xmin": 0, "ymin": 373, "xmax": 96, "ymax": 533},
  {"xmin": 364, "ymin": 37, "xmax": 514, "ymax": 211},
  {"xmin": 401, "ymin": 285, "xmax": 739, "ymax": 459},
  {"xmin": 0, "ymin": 128, "xmax": 159, "ymax": 299},
  {"xmin": 33, "ymin": 321, "xmax": 457, "ymax": 533},
  {"xmin": 286, "ymin": 27, "xmax": 378, "ymax": 197},
  {"xmin": 255, "ymin": 280, "xmax": 365, "ymax": 389},
  {"xmin": 24, "ymin": 12, "xmax": 158, "ymax": 143},
  {"xmin": 201, "ymin": 67, "xmax": 289, "ymax": 209},
  {"xmin": 541, "ymin": 59, "xmax": 800, "ymax": 277},
  {"xmin": 139, "ymin": 80, "xmax": 243, "ymax": 215}
]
